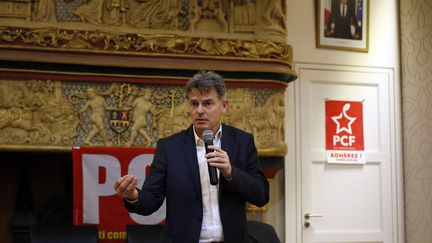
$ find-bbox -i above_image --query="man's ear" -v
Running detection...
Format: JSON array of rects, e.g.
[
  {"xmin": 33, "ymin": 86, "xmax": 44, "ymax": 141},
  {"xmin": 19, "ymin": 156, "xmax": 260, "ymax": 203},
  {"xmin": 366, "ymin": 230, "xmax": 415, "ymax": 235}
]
[{"xmin": 222, "ymin": 100, "xmax": 228, "ymax": 113}]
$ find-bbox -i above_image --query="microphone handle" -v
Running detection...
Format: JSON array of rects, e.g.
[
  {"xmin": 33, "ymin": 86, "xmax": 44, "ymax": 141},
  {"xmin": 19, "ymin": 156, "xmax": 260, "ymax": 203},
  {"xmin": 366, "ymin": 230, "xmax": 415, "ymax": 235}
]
[{"xmin": 204, "ymin": 141, "xmax": 219, "ymax": 185}]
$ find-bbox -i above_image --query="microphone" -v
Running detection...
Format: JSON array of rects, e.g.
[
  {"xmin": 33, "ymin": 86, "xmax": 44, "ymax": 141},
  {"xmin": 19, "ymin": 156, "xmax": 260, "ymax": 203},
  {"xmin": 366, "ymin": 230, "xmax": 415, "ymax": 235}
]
[{"xmin": 202, "ymin": 130, "xmax": 218, "ymax": 185}]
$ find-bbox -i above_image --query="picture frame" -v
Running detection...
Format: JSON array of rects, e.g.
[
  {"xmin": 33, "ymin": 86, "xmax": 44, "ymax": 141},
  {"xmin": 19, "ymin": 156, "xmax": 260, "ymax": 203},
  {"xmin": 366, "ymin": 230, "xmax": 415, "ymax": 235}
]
[{"xmin": 316, "ymin": 0, "xmax": 369, "ymax": 52}]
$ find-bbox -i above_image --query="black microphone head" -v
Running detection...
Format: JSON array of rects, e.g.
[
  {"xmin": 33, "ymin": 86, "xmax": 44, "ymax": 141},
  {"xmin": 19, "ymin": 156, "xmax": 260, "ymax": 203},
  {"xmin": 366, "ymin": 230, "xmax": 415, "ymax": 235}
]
[{"xmin": 202, "ymin": 130, "xmax": 214, "ymax": 141}]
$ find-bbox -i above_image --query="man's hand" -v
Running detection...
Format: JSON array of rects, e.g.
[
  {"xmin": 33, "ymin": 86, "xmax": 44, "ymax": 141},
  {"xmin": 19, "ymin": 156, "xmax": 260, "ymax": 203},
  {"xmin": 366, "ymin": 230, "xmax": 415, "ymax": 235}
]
[
  {"xmin": 113, "ymin": 175, "xmax": 139, "ymax": 200},
  {"xmin": 206, "ymin": 145, "xmax": 232, "ymax": 179}
]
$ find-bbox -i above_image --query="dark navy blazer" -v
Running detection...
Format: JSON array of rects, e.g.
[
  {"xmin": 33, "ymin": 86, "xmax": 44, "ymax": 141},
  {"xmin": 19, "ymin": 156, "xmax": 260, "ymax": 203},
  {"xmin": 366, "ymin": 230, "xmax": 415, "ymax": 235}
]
[{"xmin": 125, "ymin": 124, "xmax": 269, "ymax": 243}]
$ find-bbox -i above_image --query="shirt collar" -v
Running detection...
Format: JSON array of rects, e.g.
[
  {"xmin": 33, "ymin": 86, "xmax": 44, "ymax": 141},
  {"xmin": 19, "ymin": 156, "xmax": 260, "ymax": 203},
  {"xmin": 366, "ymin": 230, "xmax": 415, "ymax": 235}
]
[{"xmin": 193, "ymin": 124, "xmax": 223, "ymax": 146}]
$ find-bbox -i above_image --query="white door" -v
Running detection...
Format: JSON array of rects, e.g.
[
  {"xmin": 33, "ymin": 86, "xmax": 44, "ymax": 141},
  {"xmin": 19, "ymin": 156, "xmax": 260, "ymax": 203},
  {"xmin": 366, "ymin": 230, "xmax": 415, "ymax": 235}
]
[{"xmin": 295, "ymin": 65, "xmax": 396, "ymax": 243}]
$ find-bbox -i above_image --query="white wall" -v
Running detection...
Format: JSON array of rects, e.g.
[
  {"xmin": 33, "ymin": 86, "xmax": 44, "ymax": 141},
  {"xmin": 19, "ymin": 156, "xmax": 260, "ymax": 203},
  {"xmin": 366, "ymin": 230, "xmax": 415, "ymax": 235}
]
[
  {"xmin": 286, "ymin": 0, "xmax": 399, "ymax": 67},
  {"xmin": 284, "ymin": 0, "xmax": 403, "ymax": 242}
]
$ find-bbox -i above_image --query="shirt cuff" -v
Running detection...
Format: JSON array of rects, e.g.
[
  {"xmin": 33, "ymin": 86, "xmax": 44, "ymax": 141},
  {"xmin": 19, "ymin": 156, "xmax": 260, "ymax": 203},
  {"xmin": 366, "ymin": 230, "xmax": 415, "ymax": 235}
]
[{"xmin": 125, "ymin": 197, "xmax": 138, "ymax": 204}]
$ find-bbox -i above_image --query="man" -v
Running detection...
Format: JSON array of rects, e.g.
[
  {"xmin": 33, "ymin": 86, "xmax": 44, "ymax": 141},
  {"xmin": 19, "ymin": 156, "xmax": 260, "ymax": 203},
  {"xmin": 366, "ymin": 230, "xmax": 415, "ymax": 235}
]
[
  {"xmin": 325, "ymin": 0, "xmax": 359, "ymax": 39},
  {"xmin": 114, "ymin": 71, "xmax": 269, "ymax": 242}
]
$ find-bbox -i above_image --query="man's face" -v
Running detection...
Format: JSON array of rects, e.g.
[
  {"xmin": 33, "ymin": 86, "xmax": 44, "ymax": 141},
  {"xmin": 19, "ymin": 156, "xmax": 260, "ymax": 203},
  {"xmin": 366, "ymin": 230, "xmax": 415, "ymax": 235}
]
[{"xmin": 188, "ymin": 88, "xmax": 227, "ymax": 137}]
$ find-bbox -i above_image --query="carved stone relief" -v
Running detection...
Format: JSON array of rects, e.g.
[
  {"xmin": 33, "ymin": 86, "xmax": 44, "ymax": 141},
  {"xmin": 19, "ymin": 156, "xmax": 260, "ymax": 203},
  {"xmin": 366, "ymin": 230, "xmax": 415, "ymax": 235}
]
[
  {"xmin": 0, "ymin": 0, "xmax": 31, "ymax": 20},
  {"xmin": 0, "ymin": 27, "xmax": 293, "ymax": 64},
  {"xmin": 0, "ymin": 78, "xmax": 286, "ymax": 154},
  {"xmin": 0, "ymin": 0, "xmax": 286, "ymax": 34},
  {"xmin": 1, "ymin": 0, "xmax": 285, "ymax": 35},
  {"xmin": 0, "ymin": 0, "xmax": 291, "ymax": 60},
  {"xmin": 0, "ymin": 79, "xmax": 78, "ymax": 146}
]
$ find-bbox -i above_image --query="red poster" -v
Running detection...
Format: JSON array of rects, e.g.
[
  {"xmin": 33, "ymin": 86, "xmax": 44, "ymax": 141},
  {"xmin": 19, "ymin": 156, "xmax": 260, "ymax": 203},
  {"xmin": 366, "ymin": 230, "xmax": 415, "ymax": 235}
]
[
  {"xmin": 73, "ymin": 147, "xmax": 165, "ymax": 242},
  {"xmin": 325, "ymin": 100, "xmax": 365, "ymax": 164}
]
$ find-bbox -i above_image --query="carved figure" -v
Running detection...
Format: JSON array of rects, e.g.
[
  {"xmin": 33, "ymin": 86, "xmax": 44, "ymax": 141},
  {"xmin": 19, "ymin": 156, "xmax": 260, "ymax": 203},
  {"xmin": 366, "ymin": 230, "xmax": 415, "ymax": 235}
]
[
  {"xmin": 19, "ymin": 28, "xmax": 63, "ymax": 47},
  {"xmin": 104, "ymin": 0, "xmax": 129, "ymax": 25},
  {"xmin": 0, "ymin": 107, "xmax": 44, "ymax": 135},
  {"xmin": 104, "ymin": 33, "xmax": 133, "ymax": 50},
  {"xmin": 231, "ymin": 0, "xmax": 257, "ymax": 32},
  {"xmin": 79, "ymin": 88, "xmax": 110, "ymax": 146},
  {"xmin": 261, "ymin": 0, "xmax": 286, "ymax": 30},
  {"xmin": 75, "ymin": 0, "xmax": 105, "ymax": 25},
  {"xmin": 191, "ymin": 0, "xmax": 228, "ymax": 32},
  {"xmin": 39, "ymin": 82, "xmax": 78, "ymax": 144},
  {"xmin": 262, "ymin": 92, "xmax": 284, "ymax": 143},
  {"xmin": 190, "ymin": 38, "xmax": 236, "ymax": 56},
  {"xmin": 127, "ymin": 0, "xmax": 180, "ymax": 29},
  {"xmin": 236, "ymin": 40, "xmax": 259, "ymax": 58},
  {"xmin": 0, "ymin": 106, "xmax": 41, "ymax": 133},
  {"xmin": 255, "ymin": 40, "xmax": 285, "ymax": 59},
  {"xmin": 127, "ymin": 89, "xmax": 154, "ymax": 147},
  {"xmin": 34, "ymin": 0, "xmax": 57, "ymax": 22},
  {"xmin": 165, "ymin": 7, "xmax": 181, "ymax": 30},
  {"xmin": 133, "ymin": 35, "xmax": 159, "ymax": 51},
  {"xmin": 0, "ymin": 86, "xmax": 47, "ymax": 139},
  {"xmin": 216, "ymin": 39, "xmax": 238, "ymax": 56},
  {"xmin": 10, "ymin": 88, "xmax": 26, "ymax": 107},
  {"xmin": 190, "ymin": 38, "xmax": 216, "ymax": 55},
  {"xmin": 160, "ymin": 36, "xmax": 192, "ymax": 54},
  {"xmin": 63, "ymin": 31, "xmax": 95, "ymax": 49}
]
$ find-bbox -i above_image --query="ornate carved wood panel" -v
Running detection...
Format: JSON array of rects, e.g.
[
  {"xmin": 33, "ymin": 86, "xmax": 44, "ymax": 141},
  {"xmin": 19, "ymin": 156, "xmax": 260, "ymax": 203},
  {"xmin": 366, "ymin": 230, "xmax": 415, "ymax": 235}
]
[{"xmin": 0, "ymin": 0, "xmax": 296, "ymax": 156}]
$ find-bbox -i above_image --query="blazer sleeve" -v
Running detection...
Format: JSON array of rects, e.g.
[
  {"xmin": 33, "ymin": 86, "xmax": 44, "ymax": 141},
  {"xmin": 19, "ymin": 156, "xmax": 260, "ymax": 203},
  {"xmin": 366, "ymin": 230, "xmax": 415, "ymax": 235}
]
[
  {"xmin": 224, "ymin": 133, "xmax": 269, "ymax": 207},
  {"xmin": 124, "ymin": 139, "xmax": 167, "ymax": 215}
]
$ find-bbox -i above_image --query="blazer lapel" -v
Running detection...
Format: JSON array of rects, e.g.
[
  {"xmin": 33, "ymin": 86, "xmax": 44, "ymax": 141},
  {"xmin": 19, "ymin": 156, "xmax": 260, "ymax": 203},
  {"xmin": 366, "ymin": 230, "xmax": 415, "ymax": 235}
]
[
  {"xmin": 220, "ymin": 124, "xmax": 234, "ymax": 201},
  {"xmin": 221, "ymin": 124, "xmax": 234, "ymax": 167},
  {"xmin": 182, "ymin": 126, "xmax": 202, "ymax": 196}
]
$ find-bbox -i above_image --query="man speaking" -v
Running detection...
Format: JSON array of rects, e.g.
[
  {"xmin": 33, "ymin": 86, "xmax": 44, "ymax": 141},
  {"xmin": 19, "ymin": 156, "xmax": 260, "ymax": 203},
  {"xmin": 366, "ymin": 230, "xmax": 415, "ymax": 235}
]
[{"xmin": 114, "ymin": 71, "xmax": 269, "ymax": 243}]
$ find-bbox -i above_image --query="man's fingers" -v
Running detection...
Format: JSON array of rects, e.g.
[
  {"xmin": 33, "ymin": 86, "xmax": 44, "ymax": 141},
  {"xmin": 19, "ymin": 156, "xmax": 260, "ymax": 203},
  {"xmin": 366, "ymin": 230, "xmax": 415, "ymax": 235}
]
[
  {"xmin": 205, "ymin": 146, "xmax": 232, "ymax": 178},
  {"xmin": 115, "ymin": 175, "xmax": 131, "ymax": 185},
  {"xmin": 207, "ymin": 145, "xmax": 223, "ymax": 153},
  {"xmin": 126, "ymin": 177, "xmax": 138, "ymax": 192},
  {"xmin": 114, "ymin": 175, "xmax": 136, "ymax": 192}
]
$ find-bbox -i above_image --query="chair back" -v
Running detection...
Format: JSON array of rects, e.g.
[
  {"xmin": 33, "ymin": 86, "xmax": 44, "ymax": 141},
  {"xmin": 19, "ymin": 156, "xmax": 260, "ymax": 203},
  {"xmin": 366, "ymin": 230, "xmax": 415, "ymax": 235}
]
[
  {"xmin": 126, "ymin": 224, "xmax": 164, "ymax": 243},
  {"xmin": 247, "ymin": 220, "xmax": 281, "ymax": 243}
]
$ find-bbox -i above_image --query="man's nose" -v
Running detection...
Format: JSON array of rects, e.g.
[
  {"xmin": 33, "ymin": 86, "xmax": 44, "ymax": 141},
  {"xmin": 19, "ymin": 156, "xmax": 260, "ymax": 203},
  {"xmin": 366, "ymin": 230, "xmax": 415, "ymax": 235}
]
[{"xmin": 196, "ymin": 103, "xmax": 205, "ymax": 113}]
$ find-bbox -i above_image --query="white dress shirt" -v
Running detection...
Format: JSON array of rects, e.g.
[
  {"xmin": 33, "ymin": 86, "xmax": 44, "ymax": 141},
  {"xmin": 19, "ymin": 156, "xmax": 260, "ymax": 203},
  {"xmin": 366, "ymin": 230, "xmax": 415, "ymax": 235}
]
[
  {"xmin": 193, "ymin": 125, "xmax": 224, "ymax": 242},
  {"xmin": 340, "ymin": 4, "xmax": 347, "ymax": 17}
]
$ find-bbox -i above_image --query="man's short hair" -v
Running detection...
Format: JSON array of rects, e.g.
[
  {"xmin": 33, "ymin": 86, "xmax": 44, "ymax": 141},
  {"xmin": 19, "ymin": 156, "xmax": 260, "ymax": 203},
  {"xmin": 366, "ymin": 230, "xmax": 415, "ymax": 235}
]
[{"xmin": 186, "ymin": 71, "xmax": 226, "ymax": 100}]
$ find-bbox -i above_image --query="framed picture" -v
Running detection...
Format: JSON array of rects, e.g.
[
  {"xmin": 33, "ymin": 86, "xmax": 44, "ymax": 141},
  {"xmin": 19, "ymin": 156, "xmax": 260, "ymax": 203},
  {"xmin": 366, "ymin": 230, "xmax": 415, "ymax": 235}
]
[{"xmin": 316, "ymin": 0, "xmax": 369, "ymax": 52}]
